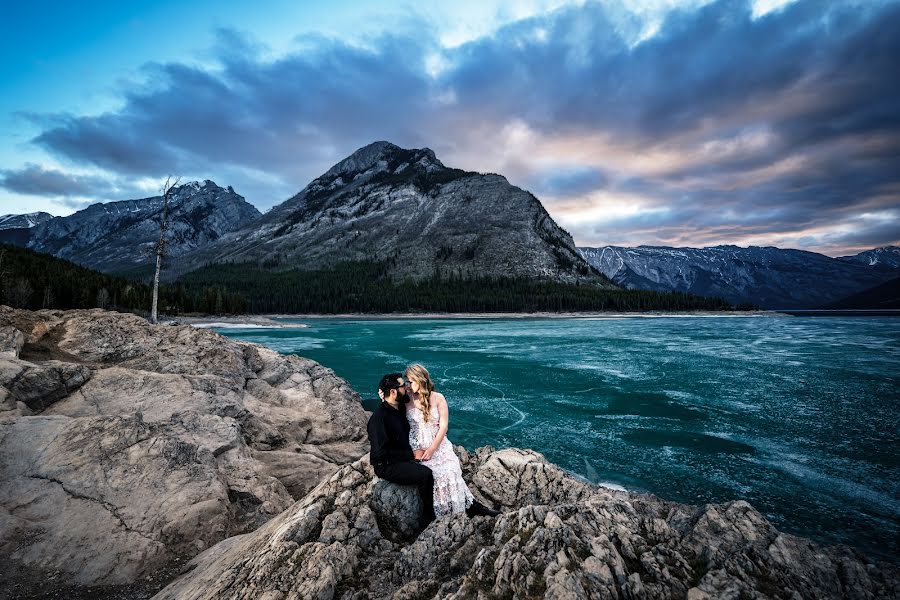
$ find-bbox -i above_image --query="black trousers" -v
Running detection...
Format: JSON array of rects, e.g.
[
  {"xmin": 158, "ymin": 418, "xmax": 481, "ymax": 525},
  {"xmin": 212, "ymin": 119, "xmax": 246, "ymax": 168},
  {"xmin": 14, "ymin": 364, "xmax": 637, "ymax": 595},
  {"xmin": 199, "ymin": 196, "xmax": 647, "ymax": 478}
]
[{"xmin": 374, "ymin": 461, "xmax": 436, "ymax": 524}]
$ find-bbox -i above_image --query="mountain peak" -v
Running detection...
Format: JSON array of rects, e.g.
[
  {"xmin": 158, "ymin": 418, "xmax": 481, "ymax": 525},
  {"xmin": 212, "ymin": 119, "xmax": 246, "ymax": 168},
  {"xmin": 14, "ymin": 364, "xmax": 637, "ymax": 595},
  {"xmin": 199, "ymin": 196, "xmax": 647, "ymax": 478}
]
[
  {"xmin": 178, "ymin": 179, "xmax": 224, "ymax": 194},
  {"xmin": 321, "ymin": 141, "xmax": 444, "ymax": 181},
  {"xmin": 176, "ymin": 140, "xmax": 609, "ymax": 285}
]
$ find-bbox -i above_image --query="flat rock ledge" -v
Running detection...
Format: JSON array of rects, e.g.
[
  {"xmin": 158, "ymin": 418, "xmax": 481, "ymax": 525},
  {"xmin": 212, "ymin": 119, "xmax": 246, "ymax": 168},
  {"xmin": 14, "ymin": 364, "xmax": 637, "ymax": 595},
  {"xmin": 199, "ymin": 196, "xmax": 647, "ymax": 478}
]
[
  {"xmin": 0, "ymin": 307, "xmax": 369, "ymax": 596},
  {"xmin": 154, "ymin": 447, "xmax": 898, "ymax": 600}
]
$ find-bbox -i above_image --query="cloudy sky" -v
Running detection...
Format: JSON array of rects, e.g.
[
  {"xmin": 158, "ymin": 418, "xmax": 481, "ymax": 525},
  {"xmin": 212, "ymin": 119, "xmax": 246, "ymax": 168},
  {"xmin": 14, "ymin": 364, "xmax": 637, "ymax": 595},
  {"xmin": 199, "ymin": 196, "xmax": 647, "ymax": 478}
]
[{"xmin": 1, "ymin": 0, "xmax": 898, "ymax": 256}]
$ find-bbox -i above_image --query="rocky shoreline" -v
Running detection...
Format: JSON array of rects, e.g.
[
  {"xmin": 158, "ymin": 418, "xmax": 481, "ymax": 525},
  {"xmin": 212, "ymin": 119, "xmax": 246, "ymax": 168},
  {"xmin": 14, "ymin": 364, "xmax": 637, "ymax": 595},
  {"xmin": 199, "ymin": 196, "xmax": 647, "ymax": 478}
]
[
  {"xmin": 1, "ymin": 307, "xmax": 896, "ymax": 599},
  {"xmin": 155, "ymin": 447, "xmax": 899, "ymax": 600}
]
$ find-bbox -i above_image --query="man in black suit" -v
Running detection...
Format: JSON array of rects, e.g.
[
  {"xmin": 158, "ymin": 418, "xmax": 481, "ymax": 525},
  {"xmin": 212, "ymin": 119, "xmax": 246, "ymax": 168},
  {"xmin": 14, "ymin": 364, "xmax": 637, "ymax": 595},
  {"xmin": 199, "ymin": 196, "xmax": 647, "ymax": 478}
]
[{"xmin": 367, "ymin": 373, "xmax": 436, "ymax": 529}]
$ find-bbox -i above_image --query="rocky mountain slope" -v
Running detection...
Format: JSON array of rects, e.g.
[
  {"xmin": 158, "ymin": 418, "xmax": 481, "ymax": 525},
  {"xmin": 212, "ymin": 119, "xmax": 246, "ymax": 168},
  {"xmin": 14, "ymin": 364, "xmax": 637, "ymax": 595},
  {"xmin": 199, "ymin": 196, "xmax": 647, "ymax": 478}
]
[
  {"xmin": 838, "ymin": 245, "xmax": 900, "ymax": 270},
  {"xmin": 0, "ymin": 212, "xmax": 53, "ymax": 247},
  {"xmin": 0, "ymin": 213, "xmax": 52, "ymax": 230},
  {"xmin": 0, "ymin": 307, "xmax": 367, "ymax": 596},
  {"xmin": 154, "ymin": 447, "xmax": 898, "ymax": 600},
  {"xmin": 176, "ymin": 142, "xmax": 614, "ymax": 286},
  {"xmin": 20, "ymin": 181, "xmax": 261, "ymax": 274},
  {"xmin": 579, "ymin": 245, "xmax": 899, "ymax": 309}
]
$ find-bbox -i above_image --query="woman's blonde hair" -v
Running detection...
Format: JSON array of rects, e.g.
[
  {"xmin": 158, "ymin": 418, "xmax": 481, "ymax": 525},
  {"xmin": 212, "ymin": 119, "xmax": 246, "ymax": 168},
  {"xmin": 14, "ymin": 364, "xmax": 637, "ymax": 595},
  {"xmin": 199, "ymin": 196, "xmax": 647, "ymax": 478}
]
[{"xmin": 405, "ymin": 363, "xmax": 436, "ymax": 422}]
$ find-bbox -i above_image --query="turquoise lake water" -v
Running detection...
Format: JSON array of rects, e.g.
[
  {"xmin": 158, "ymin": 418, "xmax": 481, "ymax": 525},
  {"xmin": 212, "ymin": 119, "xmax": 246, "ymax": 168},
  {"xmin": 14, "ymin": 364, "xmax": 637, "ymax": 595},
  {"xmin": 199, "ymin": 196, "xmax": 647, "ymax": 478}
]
[{"xmin": 215, "ymin": 316, "xmax": 900, "ymax": 561}]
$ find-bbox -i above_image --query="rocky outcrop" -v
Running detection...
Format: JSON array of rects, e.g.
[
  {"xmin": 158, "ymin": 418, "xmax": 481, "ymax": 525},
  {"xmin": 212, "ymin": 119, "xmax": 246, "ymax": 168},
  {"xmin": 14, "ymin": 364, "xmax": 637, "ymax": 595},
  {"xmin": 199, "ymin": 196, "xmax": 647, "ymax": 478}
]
[
  {"xmin": 0, "ymin": 306, "xmax": 368, "ymax": 593},
  {"xmin": 155, "ymin": 447, "xmax": 898, "ymax": 600}
]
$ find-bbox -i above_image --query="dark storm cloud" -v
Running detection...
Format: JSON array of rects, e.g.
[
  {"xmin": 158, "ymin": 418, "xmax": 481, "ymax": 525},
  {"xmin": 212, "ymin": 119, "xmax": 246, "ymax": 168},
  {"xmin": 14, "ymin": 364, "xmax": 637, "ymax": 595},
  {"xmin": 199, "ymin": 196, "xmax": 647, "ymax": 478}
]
[
  {"xmin": 0, "ymin": 163, "xmax": 148, "ymax": 205},
  {"xmin": 450, "ymin": 0, "xmax": 900, "ymax": 204},
  {"xmin": 16, "ymin": 0, "xmax": 900, "ymax": 251},
  {"xmin": 28, "ymin": 26, "xmax": 437, "ymax": 193}
]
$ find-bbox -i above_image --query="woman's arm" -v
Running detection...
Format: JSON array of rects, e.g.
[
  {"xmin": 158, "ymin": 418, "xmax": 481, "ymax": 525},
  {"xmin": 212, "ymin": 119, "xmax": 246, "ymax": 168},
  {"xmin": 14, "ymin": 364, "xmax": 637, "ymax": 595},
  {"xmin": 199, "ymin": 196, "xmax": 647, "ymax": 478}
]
[{"xmin": 422, "ymin": 393, "xmax": 449, "ymax": 461}]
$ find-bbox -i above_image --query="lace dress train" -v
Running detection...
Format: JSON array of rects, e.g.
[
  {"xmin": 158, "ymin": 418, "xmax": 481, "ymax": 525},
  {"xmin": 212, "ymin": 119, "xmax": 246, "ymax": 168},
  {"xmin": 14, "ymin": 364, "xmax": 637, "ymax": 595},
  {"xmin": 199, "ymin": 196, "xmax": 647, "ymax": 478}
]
[{"xmin": 407, "ymin": 403, "xmax": 474, "ymax": 517}]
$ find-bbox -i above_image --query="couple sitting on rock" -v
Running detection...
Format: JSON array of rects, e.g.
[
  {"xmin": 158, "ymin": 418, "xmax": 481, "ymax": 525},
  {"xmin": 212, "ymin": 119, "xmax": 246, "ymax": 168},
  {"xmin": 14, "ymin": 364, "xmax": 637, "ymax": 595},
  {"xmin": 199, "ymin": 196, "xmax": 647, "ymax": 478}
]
[{"xmin": 367, "ymin": 364, "xmax": 500, "ymax": 529}]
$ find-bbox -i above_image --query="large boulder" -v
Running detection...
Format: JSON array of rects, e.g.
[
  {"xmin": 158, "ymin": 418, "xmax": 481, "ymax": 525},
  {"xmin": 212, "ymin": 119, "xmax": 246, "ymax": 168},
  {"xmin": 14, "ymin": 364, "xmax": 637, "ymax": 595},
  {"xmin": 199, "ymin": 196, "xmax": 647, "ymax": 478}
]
[
  {"xmin": 370, "ymin": 479, "xmax": 423, "ymax": 542},
  {"xmin": 0, "ymin": 306, "xmax": 369, "ymax": 594},
  {"xmin": 153, "ymin": 448, "xmax": 899, "ymax": 600}
]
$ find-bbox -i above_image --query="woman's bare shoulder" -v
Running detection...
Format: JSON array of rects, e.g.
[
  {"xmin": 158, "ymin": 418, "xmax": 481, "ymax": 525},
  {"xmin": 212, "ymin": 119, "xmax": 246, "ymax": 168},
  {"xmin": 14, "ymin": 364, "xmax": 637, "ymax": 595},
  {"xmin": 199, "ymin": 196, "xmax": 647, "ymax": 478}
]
[{"xmin": 432, "ymin": 391, "xmax": 447, "ymax": 404}]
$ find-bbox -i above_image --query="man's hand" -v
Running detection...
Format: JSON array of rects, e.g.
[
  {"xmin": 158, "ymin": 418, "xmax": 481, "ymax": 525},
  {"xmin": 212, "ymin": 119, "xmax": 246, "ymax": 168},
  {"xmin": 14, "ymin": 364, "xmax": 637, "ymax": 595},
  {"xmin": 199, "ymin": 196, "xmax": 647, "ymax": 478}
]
[
  {"xmin": 413, "ymin": 449, "xmax": 426, "ymax": 461},
  {"xmin": 421, "ymin": 446, "xmax": 435, "ymax": 461}
]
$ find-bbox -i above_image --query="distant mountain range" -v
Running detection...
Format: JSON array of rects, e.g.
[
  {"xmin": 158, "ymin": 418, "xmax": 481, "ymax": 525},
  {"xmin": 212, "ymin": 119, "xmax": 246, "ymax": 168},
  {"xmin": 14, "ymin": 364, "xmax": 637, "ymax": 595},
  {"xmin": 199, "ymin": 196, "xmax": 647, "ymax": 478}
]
[
  {"xmin": 579, "ymin": 245, "xmax": 900, "ymax": 309},
  {"xmin": 7, "ymin": 181, "xmax": 260, "ymax": 273},
  {"xmin": 2, "ymin": 141, "xmax": 896, "ymax": 310}
]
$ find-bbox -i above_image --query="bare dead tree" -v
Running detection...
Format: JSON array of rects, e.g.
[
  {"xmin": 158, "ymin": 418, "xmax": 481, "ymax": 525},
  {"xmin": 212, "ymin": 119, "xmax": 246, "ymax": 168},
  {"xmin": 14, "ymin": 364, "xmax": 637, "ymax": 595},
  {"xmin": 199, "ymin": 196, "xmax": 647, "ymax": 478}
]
[{"xmin": 150, "ymin": 175, "xmax": 180, "ymax": 324}]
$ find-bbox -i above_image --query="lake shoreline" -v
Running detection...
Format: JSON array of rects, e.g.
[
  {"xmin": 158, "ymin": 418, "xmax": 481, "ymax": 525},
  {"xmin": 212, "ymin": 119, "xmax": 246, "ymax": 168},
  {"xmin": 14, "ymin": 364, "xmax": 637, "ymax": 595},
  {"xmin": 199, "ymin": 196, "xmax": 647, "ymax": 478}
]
[
  {"xmin": 266, "ymin": 309, "xmax": 789, "ymax": 320},
  {"xmin": 171, "ymin": 315, "xmax": 309, "ymax": 328},
  {"xmin": 173, "ymin": 310, "xmax": 791, "ymax": 328}
]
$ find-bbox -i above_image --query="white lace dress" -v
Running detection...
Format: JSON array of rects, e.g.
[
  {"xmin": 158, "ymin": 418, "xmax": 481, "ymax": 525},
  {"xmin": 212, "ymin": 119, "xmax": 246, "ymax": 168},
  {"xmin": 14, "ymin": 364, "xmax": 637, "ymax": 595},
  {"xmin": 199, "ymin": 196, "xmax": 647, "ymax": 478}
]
[{"xmin": 407, "ymin": 402, "xmax": 474, "ymax": 517}]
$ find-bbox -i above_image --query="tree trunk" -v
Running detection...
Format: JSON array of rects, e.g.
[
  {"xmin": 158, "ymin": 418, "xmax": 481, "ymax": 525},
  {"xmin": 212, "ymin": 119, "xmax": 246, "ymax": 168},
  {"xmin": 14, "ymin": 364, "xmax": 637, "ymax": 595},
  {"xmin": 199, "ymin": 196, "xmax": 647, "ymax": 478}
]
[
  {"xmin": 150, "ymin": 251, "xmax": 162, "ymax": 324},
  {"xmin": 150, "ymin": 175, "xmax": 178, "ymax": 324}
]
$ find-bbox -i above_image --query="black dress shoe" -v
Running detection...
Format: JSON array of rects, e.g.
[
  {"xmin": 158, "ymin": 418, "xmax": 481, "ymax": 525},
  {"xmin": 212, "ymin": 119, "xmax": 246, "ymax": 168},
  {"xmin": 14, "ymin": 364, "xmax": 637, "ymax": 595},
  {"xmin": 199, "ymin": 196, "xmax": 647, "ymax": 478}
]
[{"xmin": 466, "ymin": 501, "xmax": 501, "ymax": 517}]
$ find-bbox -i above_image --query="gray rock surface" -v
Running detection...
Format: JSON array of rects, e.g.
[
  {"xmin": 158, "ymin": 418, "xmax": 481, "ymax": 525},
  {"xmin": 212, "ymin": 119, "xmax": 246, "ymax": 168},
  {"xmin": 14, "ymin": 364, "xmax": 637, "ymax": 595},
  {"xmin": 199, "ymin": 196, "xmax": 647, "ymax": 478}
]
[
  {"xmin": 1, "ymin": 414, "xmax": 231, "ymax": 586},
  {"xmin": 0, "ymin": 306, "xmax": 368, "ymax": 593},
  {"xmin": 154, "ymin": 447, "xmax": 898, "ymax": 600},
  {"xmin": 176, "ymin": 142, "xmax": 614, "ymax": 286}
]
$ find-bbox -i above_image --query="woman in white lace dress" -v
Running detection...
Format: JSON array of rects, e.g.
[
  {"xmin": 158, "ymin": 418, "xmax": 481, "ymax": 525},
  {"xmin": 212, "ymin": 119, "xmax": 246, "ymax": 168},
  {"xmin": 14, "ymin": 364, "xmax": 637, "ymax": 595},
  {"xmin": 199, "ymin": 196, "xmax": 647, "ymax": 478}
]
[{"xmin": 404, "ymin": 364, "xmax": 498, "ymax": 519}]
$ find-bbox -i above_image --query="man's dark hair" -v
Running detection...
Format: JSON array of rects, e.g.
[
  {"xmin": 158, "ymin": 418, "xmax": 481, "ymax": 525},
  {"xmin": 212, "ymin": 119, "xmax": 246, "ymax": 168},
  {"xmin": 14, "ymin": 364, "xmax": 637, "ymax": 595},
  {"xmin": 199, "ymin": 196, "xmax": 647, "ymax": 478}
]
[{"xmin": 379, "ymin": 373, "xmax": 404, "ymax": 398}]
